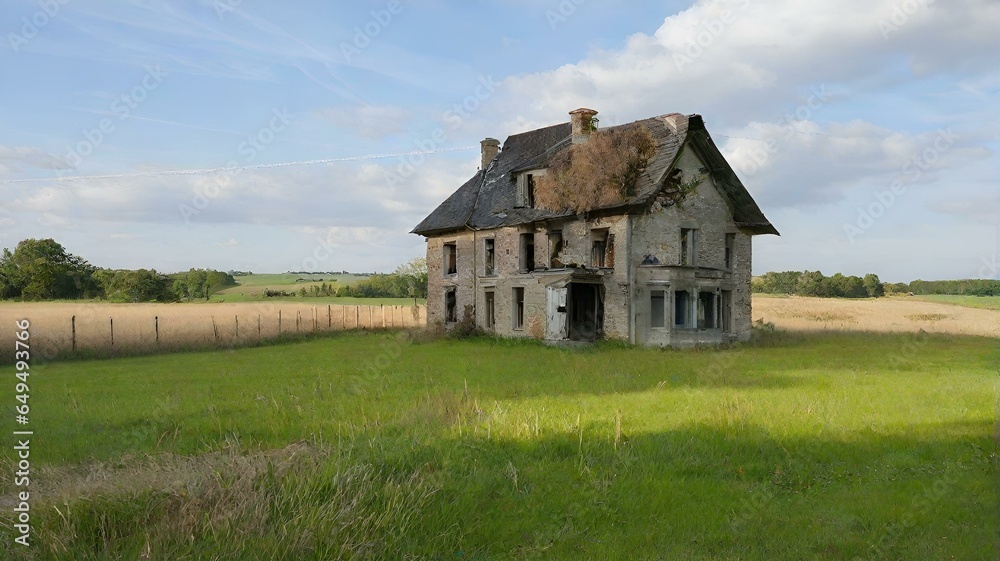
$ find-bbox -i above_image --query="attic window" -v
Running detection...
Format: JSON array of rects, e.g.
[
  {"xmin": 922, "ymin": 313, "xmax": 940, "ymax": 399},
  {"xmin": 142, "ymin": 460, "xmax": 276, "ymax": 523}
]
[
  {"xmin": 680, "ymin": 228, "xmax": 697, "ymax": 266},
  {"xmin": 591, "ymin": 229, "xmax": 608, "ymax": 268},
  {"xmin": 516, "ymin": 173, "xmax": 536, "ymax": 208},
  {"xmin": 443, "ymin": 242, "xmax": 457, "ymax": 275}
]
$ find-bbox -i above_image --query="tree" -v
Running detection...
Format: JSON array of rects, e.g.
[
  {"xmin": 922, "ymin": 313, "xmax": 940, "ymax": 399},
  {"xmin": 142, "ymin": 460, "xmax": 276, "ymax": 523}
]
[
  {"xmin": 394, "ymin": 257, "xmax": 428, "ymax": 299},
  {"xmin": 863, "ymin": 273, "xmax": 884, "ymax": 298},
  {"xmin": 0, "ymin": 239, "xmax": 98, "ymax": 300}
]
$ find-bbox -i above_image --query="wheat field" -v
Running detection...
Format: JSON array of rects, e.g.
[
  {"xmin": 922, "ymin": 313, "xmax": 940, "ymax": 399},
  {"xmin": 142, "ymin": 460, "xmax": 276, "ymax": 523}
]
[
  {"xmin": 0, "ymin": 301, "xmax": 426, "ymax": 362},
  {"xmin": 1, "ymin": 295, "xmax": 995, "ymax": 363},
  {"xmin": 753, "ymin": 295, "xmax": 1000, "ymax": 338}
]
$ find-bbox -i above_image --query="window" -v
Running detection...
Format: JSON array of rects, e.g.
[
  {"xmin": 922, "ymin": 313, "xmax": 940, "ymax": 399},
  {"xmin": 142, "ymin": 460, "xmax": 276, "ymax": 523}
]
[
  {"xmin": 724, "ymin": 233, "xmax": 736, "ymax": 269},
  {"xmin": 650, "ymin": 290, "xmax": 665, "ymax": 328},
  {"xmin": 513, "ymin": 287, "xmax": 525, "ymax": 329},
  {"xmin": 484, "ymin": 238, "xmax": 495, "ymax": 275},
  {"xmin": 445, "ymin": 288, "xmax": 457, "ymax": 323},
  {"xmin": 516, "ymin": 173, "xmax": 536, "ymax": 208},
  {"xmin": 680, "ymin": 228, "xmax": 697, "ymax": 266},
  {"xmin": 519, "ymin": 233, "xmax": 535, "ymax": 272},
  {"xmin": 721, "ymin": 290, "xmax": 732, "ymax": 332},
  {"xmin": 548, "ymin": 231, "xmax": 563, "ymax": 268},
  {"xmin": 698, "ymin": 291, "xmax": 717, "ymax": 329},
  {"xmin": 674, "ymin": 290, "xmax": 689, "ymax": 327},
  {"xmin": 485, "ymin": 290, "xmax": 495, "ymax": 330},
  {"xmin": 591, "ymin": 229, "xmax": 608, "ymax": 268},
  {"xmin": 443, "ymin": 242, "xmax": 457, "ymax": 275}
]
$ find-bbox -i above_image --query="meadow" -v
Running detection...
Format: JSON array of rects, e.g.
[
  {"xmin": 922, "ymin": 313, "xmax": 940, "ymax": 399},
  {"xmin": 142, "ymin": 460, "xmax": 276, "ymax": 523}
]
[{"xmin": 0, "ymin": 327, "xmax": 995, "ymax": 559}]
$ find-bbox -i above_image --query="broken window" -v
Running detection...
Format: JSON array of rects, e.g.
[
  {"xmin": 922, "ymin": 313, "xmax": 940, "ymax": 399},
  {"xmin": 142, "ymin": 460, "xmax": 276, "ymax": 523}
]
[
  {"xmin": 513, "ymin": 287, "xmax": 525, "ymax": 330},
  {"xmin": 484, "ymin": 238, "xmax": 495, "ymax": 275},
  {"xmin": 515, "ymin": 173, "xmax": 536, "ymax": 208},
  {"xmin": 724, "ymin": 233, "xmax": 736, "ymax": 269},
  {"xmin": 680, "ymin": 228, "xmax": 697, "ymax": 266},
  {"xmin": 548, "ymin": 231, "xmax": 563, "ymax": 268},
  {"xmin": 698, "ymin": 291, "xmax": 717, "ymax": 329},
  {"xmin": 650, "ymin": 290, "xmax": 665, "ymax": 328},
  {"xmin": 485, "ymin": 290, "xmax": 495, "ymax": 330},
  {"xmin": 443, "ymin": 242, "xmax": 457, "ymax": 275},
  {"xmin": 591, "ymin": 229, "xmax": 608, "ymax": 268},
  {"xmin": 674, "ymin": 290, "xmax": 689, "ymax": 327},
  {"xmin": 721, "ymin": 290, "xmax": 732, "ymax": 332},
  {"xmin": 519, "ymin": 233, "xmax": 535, "ymax": 273},
  {"xmin": 445, "ymin": 288, "xmax": 457, "ymax": 323}
]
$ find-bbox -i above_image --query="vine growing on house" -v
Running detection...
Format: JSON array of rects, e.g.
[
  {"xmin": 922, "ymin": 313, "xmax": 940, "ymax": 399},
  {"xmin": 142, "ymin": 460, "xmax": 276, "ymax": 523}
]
[{"xmin": 534, "ymin": 125, "xmax": 657, "ymax": 213}]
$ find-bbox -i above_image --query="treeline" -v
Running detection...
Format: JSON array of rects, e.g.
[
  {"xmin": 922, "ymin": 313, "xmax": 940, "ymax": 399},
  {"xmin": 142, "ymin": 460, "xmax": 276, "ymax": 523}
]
[
  {"xmin": 896, "ymin": 279, "xmax": 1000, "ymax": 297},
  {"xmin": 292, "ymin": 260, "xmax": 428, "ymax": 299},
  {"xmin": 752, "ymin": 271, "xmax": 885, "ymax": 298},
  {"xmin": 0, "ymin": 238, "xmax": 234, "ymax": 302}
]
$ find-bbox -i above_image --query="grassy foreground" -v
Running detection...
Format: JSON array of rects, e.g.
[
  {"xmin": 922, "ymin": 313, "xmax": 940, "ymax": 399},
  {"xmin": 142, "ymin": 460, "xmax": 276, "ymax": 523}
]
[{"xmin": 0, "ymin": 330, "xmax": 996, "ymax": 559}]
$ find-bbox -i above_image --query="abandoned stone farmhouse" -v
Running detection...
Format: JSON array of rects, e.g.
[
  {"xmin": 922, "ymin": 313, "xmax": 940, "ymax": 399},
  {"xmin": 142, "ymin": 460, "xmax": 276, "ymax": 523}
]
[{"xmin": 412, "ymin": 108, "xmax": 777, "ymax": 346}]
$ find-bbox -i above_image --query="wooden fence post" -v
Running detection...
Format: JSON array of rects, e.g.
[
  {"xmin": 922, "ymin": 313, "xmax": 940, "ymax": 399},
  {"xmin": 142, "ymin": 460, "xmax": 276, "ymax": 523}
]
[
  {"xmin": 71, "ymin": 315, "xmax": 76, "ymax": 352},
  {"xmin": 328, "ymin": 305, "xmax": 331, "ymax": 328},
  {"xmin": 235, "ymin": 315, "xmax": 239, "ymax": 338},
  {"xmin": 110, "ymin": 317, "xmax": 114, "ymax": 347},
  {"xmin": 257, "ymin": 314, "xmax": 261, "ymax": 339},
  {"xmin": 155, "ymin": 316, "xmax": 159, "ymax": 344}
]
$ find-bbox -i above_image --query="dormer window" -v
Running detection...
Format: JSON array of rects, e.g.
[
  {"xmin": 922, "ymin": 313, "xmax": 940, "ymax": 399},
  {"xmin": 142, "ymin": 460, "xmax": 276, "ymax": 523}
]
[{"xmin": 515, "ymin": 173, "xmax": 536, "ymax": 208}]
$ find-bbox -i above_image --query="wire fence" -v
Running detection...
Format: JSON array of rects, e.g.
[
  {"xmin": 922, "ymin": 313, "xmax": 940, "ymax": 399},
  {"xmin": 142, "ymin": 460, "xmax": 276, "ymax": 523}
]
[{"xmin": 0, "ymin": 302, "xmax": 427, "ymax": 363}]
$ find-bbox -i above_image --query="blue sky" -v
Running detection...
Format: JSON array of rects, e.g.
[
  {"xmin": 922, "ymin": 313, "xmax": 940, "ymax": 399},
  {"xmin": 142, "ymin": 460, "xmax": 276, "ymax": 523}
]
[{"xmin": 0, "ymin": 0, "xmax": 997, "ymax": 282}]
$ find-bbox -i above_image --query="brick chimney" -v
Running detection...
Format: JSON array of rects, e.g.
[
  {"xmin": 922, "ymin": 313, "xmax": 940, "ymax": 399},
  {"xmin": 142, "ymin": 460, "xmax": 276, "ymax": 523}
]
[
  {"xmin": 480, "ymin": 138, "xmax": 500, "ymax": 170},
  {"xmin": 570, "ymin": 108, "xmax": 598, "ymax": 144}
]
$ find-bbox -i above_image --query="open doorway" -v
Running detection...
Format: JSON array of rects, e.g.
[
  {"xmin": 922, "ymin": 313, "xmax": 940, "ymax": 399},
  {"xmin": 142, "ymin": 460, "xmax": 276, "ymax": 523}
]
[{"xmin": 568, "ymin": 282, "xmax": 604, "ymax": 342}]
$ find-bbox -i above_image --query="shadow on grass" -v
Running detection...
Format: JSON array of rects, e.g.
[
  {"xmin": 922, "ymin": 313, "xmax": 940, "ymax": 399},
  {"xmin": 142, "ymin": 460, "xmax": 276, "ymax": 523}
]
[{"xmin": 1, "ymin": 419, "xmax": 992, "ymax": 561}]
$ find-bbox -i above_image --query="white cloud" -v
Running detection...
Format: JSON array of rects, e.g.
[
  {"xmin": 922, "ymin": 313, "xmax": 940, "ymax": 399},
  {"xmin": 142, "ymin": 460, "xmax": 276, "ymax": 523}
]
[{"xmin": 487, "ymin": 0, "xmax": 1000, "ymax": 129}]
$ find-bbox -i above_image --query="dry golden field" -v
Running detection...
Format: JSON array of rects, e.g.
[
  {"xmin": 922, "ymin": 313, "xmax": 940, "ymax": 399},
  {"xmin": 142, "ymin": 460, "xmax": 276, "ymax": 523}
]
[
  {"xmin": 0, "ymin": 301, "xmax": 426, "ymax": 362},
  {"xmin": 1, "ymin": 295, "xmax": 996, "ymax": 363},
  {"xmin": 753, "ymin": 295, "xmax": 1000, "ymax": 338}
]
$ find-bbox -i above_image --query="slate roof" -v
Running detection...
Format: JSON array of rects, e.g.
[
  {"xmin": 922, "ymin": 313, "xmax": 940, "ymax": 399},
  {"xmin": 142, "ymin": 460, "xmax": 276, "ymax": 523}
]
[{"xmin": 411, "ymin": 113, "xmax": 778, "ymax": 236}]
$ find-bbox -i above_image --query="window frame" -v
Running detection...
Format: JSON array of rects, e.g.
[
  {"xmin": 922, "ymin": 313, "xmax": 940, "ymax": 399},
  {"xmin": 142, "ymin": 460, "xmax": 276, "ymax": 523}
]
[
  {"xmin": 650, "ymin": 289, "xmax": 666, "ymax": 329},
  {"xmin": 484, "ymin": 238, "xmax": 496, "ymax": 276},
  {"xmin": 443, "ymin": 242, "xmax": 457, "ymax": 276},
  {"xmin": 444, "ymin": 287, "xmax": 457, "ymax": 323},
  {"xmin": 512, "ymin": 286, "xmax": 525, "ymax": 330}
]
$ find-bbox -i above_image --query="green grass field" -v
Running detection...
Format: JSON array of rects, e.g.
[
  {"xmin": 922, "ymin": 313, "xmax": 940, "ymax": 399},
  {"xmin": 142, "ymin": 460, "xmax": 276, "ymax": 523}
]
[
  {"xmin": 210, "ymin": 273, "xmax": 424, "ymax": 305},
  {"xmin": 909, "ymin": 294, "xmax": 1000, "ymax": 311},
  {"xmin": 1, "ymin": 331, "xmax": 995, "ymax": 559},
  {"xmin": 230, "ymin": 273, "xmax": 369, "ymax": 286}
]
